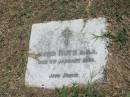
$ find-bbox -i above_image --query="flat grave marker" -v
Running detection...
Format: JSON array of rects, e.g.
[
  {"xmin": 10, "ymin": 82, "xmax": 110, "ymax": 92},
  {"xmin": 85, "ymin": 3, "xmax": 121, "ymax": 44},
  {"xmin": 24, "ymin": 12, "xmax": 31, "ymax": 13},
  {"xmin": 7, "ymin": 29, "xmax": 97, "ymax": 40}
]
[{"xmin": 25, "ymin": 17, "xmax": 108, "ymax": 89}]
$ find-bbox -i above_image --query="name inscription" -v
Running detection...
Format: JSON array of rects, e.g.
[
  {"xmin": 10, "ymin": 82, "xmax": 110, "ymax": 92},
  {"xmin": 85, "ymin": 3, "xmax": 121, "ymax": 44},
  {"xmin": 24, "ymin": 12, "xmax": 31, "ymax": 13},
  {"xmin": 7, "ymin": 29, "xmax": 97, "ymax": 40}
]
[
  {"xmin": 38, "ymin": 49, "xmax": 97, "ymax": 64},
  {"xmin": 49, "ymin": 73, "xmax": 79, "ymax": 78}
]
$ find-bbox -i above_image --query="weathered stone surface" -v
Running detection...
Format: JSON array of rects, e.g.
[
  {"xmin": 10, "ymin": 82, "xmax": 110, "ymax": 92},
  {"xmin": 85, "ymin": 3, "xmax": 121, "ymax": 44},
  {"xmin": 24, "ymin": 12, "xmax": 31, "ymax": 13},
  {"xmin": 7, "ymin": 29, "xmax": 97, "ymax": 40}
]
[{"xmin": 25, "ymin": 17, "xmax": 108, "ymax": 89}]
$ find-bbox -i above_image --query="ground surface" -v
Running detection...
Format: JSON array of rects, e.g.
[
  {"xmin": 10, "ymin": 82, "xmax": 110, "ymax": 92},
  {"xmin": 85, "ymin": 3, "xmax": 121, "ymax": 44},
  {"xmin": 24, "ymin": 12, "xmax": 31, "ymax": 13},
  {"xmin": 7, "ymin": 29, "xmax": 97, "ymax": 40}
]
[{"xmin": 0, "ymin": 0, "xmax": 130, "ymax": 97}]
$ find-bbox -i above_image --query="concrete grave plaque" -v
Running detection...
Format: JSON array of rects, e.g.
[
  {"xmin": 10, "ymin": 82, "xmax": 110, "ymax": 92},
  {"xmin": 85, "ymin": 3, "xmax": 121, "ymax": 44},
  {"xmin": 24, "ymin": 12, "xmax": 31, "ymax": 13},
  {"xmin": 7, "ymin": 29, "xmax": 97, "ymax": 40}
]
[{"xmin": 25, "ymin": 17, "xmax": 108, "ymax": 89}]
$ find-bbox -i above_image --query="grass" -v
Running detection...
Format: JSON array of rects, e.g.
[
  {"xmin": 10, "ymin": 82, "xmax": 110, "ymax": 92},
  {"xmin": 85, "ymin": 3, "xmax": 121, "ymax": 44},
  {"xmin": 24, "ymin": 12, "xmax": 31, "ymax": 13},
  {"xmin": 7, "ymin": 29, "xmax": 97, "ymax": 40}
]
[
  {"xmin": 93, "ymin": 5, "xmax": 129, "ymax": 56},
  {"xmin": 93, "ymin": 27, "xmax": 129, "ymax": 48},
  {"xmin": 56, "ymin": 83, "xmax": 105, "ymax": 97},
  {"xmin": 0, "ymin": 0, "xmax": 130, "ymax": 97}
]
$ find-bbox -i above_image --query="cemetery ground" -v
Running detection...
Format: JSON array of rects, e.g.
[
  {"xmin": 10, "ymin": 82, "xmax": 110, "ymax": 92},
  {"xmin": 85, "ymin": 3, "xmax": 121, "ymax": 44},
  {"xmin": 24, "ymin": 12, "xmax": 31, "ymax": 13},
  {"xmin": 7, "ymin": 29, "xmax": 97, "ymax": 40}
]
[{"xmin": 0, "ymin": 0, "xmax": 130, "ymax": 97}]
